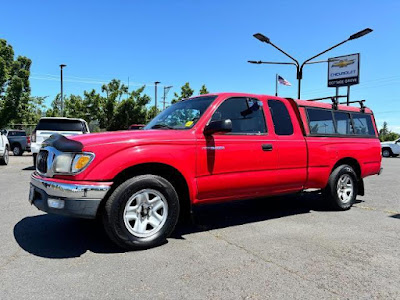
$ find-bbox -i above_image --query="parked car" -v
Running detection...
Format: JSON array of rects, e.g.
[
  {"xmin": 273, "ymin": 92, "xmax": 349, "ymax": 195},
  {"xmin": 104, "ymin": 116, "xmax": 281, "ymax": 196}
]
[
  {"xmin": 1, "ymin": 129, "xmax": 30, "ymax": 156},
  {"xmin": 0, "ymin": 130, "xmax": 10, "ymax": 165},
  {"xmin": 381, "ymin": 138, "xmax": 400, "ymax": 157},
  {"xmin": 128, "ymin": 124, "xmax": 145, "ymax": 130},
  {"xmin": 29, "ymin": 93, "xmax": 382, "ymax": 250},
  {"xmin": 31, "ymin": 117, "xmax": 90, "ymax": 166}
]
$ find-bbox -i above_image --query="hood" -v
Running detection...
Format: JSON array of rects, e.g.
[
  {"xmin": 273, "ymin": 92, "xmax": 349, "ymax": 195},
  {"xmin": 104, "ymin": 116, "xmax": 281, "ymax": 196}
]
[
  {"xmin": 69, "ymin": 129, "xmax": 193, "ymax": 148},
  {"xmin": 381, "ymin": 141, "xmax": 395, "ymax": 145}
]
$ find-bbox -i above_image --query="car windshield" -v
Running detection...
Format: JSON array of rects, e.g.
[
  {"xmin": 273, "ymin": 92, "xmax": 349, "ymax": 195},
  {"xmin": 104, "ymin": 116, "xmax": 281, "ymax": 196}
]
[{"xmin": 145, "ymin": 96, "xmax": 216, "ymax": 130}]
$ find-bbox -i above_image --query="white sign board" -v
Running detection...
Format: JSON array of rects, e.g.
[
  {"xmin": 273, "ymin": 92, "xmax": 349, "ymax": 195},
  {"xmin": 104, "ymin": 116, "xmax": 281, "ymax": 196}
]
[{"xmin": 328, "ymin": 53, "xmax": 360, "ymax": 87}]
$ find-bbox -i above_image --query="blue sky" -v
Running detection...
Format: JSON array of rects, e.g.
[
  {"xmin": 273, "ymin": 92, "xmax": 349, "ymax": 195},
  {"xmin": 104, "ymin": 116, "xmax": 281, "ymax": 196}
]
[{"xmin": 1, "ymin": 0, "xmax": 399, "ymax": 130}]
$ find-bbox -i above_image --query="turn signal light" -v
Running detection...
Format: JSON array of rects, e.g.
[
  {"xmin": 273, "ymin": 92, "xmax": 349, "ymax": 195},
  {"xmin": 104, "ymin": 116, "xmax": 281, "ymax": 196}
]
[{"xmin": 72, "ymin": 155, "xmax": 92, "ymax": 172}]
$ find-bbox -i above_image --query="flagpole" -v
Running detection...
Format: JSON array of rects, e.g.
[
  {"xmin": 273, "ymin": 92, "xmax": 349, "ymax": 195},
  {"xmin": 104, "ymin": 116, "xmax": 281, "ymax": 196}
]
[{"xmin": 275, "ymin": 74, "xmax": 278, "ymax": 96}]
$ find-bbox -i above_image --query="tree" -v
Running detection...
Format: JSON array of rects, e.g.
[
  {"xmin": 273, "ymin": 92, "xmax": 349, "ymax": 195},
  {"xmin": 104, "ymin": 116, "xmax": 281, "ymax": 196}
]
[
  {"xmin": 64, "ymin": 94, "xmax": 86, "ymax": 119},
  {"xmin": 147, "ymin": 105, "xmax": 161, "ymax": 121},
  {"xmin": 100, "ymin": 79, "xmax": 128, "ymax": 129},
  {"xmin": 379, "ymin": 122, "xmax": 389, "ymax": 137},
  {"xmin": 379, "ymin": 121, "xmax": 400, "ymax": 142},
  {"xmin": 171, "ymin": 82, "xmax": 194, "ymax": 104},
  {"xmin": 23, "ymin": 96, "xmax": 47, "ymax": 125},
  {"xmin": 199, "ymin": 84, "xmax": 209, "ymax": 95},
  {"xmin": 0, "ymin": 39, "xmax": 32, "ymax": 127},
  {"xmin": 83, "ymin": 89, "xmax": 103, "ymax": 123},
  {"xmin": 46, "ymin": 94, "xmax": 62, "ymax": 117},
  {"xmin": 108, "ymin": 86, "xmax": 151, "ymax": 131}
]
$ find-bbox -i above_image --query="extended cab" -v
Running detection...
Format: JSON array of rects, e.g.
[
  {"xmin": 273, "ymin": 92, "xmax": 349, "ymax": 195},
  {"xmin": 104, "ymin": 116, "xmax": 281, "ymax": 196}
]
[{"xmin": 29, "ymin": 93, "xmax": 382, "ymax": 249}]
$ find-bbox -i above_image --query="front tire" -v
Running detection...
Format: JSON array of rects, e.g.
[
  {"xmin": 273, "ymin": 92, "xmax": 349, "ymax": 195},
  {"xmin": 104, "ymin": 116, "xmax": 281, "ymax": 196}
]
[
  {"xmin": 324, "ymin": 164, "xmax": 358, "ymax": 210},
  {"xmin": 102, "ymin": 175, "xmax": 180, "ymax": 250}
]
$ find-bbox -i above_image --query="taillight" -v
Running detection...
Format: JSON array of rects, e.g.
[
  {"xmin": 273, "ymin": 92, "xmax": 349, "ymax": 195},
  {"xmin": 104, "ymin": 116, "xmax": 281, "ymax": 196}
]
[
  {"xmin": 31, "ymin": 132, "xmax": 36, "ymax": 143},
  {"xmin": 26, "ymin": 136, "xmax": 31, "ymax": 144}
]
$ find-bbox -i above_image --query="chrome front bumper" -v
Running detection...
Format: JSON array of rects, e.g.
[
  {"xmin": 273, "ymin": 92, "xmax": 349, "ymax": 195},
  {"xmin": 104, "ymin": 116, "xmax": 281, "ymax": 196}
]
[{"xmin": 29, "ymin": 173, "xmax": 112, "ymax": 219}]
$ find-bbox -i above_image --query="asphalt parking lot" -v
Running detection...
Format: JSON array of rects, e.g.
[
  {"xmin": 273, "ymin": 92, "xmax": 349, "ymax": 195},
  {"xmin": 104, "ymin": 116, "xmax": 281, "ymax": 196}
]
[{"xmin": 0, "ymin": 155, "xmax": 399, "ymax": 299}]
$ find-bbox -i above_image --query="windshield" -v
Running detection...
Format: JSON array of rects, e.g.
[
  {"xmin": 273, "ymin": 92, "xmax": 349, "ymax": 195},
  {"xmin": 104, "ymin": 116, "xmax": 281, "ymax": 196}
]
[{"xmin": 145, "ymin": 96, "xmax": 217, "ymax": 130}]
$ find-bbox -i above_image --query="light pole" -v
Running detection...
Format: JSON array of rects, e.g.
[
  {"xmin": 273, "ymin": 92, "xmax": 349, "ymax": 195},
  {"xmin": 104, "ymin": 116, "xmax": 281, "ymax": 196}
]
[
  {"xmin": 162, "ymin": 85, "xmax": 173, "ymax": 110},
  {"xmin": 60, "ymin": 64, "xmax": 67, "ymax": 116},
  {"xmin": 249, "ymin": 28, "xmax": 372, "ymax": 99},
  {"xmin": 154, "ymin": 81, "xmax": 160, "ymax": 113}
]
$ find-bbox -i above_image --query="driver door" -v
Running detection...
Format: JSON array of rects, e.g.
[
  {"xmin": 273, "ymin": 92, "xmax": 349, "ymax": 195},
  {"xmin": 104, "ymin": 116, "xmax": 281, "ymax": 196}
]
[{"xmin": 196, "ymin": 97, "xmax": 278, "ymax": 202}]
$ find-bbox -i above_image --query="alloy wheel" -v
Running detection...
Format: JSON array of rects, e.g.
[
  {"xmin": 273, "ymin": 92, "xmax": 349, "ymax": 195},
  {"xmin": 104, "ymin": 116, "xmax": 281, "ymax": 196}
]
[
  {"xmin": 336, "ymin": 174, "xmax": 354, "ymax": 204},
  {"xmin": 123, "ymin": 189, "xmax": 168, "ymax": 238}
]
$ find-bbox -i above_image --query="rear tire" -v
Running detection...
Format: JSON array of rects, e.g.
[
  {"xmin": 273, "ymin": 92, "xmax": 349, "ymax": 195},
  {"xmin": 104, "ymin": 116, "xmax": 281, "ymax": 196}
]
[
  {"xmin": 102, "ymin": 175, "xmax": 180, "ymax": 250},
  {"xmin": 324, "ymin": 164, "xmax": 358, "ymax": 210},
  {"xmin": 12, "ymin": 144, "xmax": 23, "ymax": 156},
  {"xmin": 0, "ymin": 148, "xmax": 9, "ymax": 165}
]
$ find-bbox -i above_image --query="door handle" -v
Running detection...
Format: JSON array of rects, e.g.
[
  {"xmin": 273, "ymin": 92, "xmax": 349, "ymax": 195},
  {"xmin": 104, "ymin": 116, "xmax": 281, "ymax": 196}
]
[{"xmin": 262, "ymin": 144, "xmax": 273, "ymax": 151}]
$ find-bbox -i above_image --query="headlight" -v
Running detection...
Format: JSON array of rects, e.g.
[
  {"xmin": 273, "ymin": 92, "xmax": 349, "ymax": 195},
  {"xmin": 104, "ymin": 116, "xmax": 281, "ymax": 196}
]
[
  {"xmin": 53, "ymin": 153, "xmax": 94, "ymax": 174},
  {"xmin": 54, "ymin": 154, "xmax": 74, "ymax": 173}
]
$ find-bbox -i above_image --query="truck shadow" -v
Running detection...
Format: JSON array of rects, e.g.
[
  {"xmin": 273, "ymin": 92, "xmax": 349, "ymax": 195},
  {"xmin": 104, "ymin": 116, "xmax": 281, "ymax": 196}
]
[
  {"xmin": 14, "ymin": 192, "xmax": 334, "ymax": 259},
  {"xmin": 13, "ymin": 215, "xmax": 124, "ymax": 259}
]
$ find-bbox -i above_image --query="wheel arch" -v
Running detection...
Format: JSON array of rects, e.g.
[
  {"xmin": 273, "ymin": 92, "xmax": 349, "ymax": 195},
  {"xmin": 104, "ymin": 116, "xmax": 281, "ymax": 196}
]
[
  {"xmin": 98, "ymin": 162, "xmax": 192, "ymax": 219},
  {"xmin": 11, "ymin": 142, "xmax": 21, "ymax": 149},
  {"xmin": 331, "ymin": 157, "xmax": 361, "ymax": 178}
]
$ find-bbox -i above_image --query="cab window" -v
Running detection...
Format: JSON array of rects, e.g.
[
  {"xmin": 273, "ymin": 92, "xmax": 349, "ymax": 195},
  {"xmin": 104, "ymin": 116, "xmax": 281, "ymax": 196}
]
[
  {"xmin": 211, "ymin": 97, "xmax": 267, "ymax": 134},
  {"xmin": 268, "ymin": 100, "xmax": 294, "ymax": 135}
]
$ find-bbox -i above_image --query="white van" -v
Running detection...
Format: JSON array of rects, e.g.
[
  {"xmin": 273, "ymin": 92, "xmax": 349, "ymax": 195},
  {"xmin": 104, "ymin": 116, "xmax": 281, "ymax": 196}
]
[{"xmin": 31, "ymin": 117, "xmax": 90, "ymax": 166}]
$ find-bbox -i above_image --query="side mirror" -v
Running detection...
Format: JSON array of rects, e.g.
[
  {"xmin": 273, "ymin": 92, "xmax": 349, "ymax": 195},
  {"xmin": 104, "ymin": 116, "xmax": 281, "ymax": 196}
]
[{"xmin": 204, "ymin": 119, "xmax": 232, "ymax": 135}]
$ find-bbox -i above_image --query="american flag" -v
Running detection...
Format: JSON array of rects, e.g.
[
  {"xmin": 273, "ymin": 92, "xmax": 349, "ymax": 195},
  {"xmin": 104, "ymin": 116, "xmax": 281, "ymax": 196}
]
[{"xmin": 278, "ymin": 75, "xmax": 291, "ymax": 86}]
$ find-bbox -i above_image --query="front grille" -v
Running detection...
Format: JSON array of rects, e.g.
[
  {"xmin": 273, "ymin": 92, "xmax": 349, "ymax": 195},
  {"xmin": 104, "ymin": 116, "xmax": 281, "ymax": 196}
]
[{"xmin": 37, "ymin": 150, "xmax": 48, "ymax": 174}]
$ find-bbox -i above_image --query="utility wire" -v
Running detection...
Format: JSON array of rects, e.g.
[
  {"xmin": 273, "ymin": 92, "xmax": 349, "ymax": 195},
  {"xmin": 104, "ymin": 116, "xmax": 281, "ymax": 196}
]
[{"xmin": 31, "ymin": 72, "xmax": 170, "ymax": 87}]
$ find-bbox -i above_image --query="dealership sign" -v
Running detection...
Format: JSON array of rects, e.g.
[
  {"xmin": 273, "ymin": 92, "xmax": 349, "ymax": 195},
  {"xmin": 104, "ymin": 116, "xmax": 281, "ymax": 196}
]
[{"xmin": 328, "ymin": 53, "xmax": 360, "ymax": 87}]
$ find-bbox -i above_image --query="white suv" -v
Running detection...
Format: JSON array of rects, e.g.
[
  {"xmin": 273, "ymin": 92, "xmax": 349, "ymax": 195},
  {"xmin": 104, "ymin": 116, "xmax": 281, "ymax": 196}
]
[
  {"xmin": 31, "ymin": 117, "xmax": 90, "ymax": 166},
  {"xmin": 381, "ymin": 138, "xmax": 400, "ymax": 157},
  {"xmin": 0, "ymin": 130, "xmax": 10, "ymax": 165}
]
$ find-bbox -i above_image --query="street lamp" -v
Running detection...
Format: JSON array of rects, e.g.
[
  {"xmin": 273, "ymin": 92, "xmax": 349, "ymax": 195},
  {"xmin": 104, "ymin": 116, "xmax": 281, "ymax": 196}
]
[
  {"xmin": 249, "ymin": 28, "xmax": 373, "ymax": 99},
  {"xmin": 60, "ymin": 64, "xmax": 67, "ymax": 116},
  {"xmin": 154, "ymin": 81, "xmax": 161, "ymax": 112}
]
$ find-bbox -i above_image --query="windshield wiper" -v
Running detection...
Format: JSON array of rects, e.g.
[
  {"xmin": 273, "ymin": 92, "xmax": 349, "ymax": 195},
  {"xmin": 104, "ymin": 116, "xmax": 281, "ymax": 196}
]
[{"xmin": 151, "ymin": 123, "xmax": 174, "ymax": 129}]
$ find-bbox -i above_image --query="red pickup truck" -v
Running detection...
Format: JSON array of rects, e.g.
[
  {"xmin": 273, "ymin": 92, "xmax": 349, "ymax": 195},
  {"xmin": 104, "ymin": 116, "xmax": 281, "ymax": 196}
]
[{"xmin": 29, "ymin": 93, "xmax": 382, "ymax": 249}]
